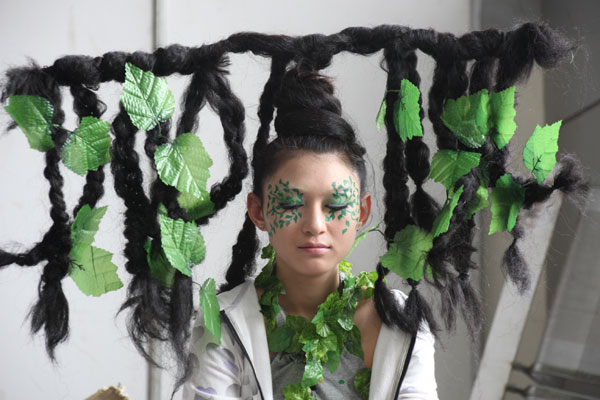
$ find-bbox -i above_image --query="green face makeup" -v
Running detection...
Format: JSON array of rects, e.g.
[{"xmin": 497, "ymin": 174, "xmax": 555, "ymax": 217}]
[
  {"xmin": 266, "ymin": 179, "xmax": 304, "ymax": 235},
  {"xmin": 325, "ymin": 176, "xmax": 360, "ymax": 235}
]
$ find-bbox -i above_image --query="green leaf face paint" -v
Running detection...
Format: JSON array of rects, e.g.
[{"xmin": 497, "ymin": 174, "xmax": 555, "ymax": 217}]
[
  {"xmin": 266, "ymin": 179, "xmax": 305, "ymax": 235},
  {"xmin": 326, "ymin": 176, "xmax": 360, "ymax": 235}
]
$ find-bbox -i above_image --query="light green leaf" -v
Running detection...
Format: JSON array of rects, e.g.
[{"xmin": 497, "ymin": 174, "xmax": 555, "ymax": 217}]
[
  {"xmin": 120, "ymin": 62, "xmax": 175, "ymax": 131},
  {"xmin": 69, "ymin": 244, "xmax": 123, "ymax": 296},
  {"xmin": 282, "ymin": 383, "xmax": 312, "ymax": 400},
  {"xmin": 4, "ymin": 95, "xmax": 55, "ymax": 151},
  {"xmin": 61, "ymin": 116, "xmax": 112, "ymax": 176},
  {"xmin": 144, "ymin": 237, "xmax": 175, "ymax": 288},
  {"xmin": 376, "ymin": 97, "xmax": 386, "ymax": 131},
  {"xmin": 441, "ymin": 89, "xmax": 490, "ymax": 148},
  {"xmin": 71, "ymin": 205, "xmax": 107, "ymax": 246},
  {"xmin": 159, "ymin": 213, "xmax": 206, "ymax": 277},
  {"xmin": 468, "ymin": 185, "xmax": 490, "ymax": 218},
  {"xmin": 302, "ymin": 358, "xmax": 324, "ymax": 387},
  {"xmin": 490, "ymin": 86, "xmax": 517, "ymax": 149},
  {"xmin": 380, "ymin": 225, "xmax": 433, "ymax": 281},
  {"xmin": 354, "ymin": 368, "xmax": 372, "ymax": 400},
  {"xmin": 523, "ymin": 121, "xmax": 562, "ymax": 184},
  {"xmin": 432, "ymin": 185, "xmax": 464, "ymax": 238},
  {"xmin": 349, "ymin": 222, "xmax": 381, "ymax": 254},
  {"xmin": 177, "ymin": 189, "xmax": 215, "ymax": 220},
  {"xmin": 200, "ymin": 278, "xmax": 221, "ymax": 345},
  {"xmin": 489, "ymin": 174, "xmax": 525, "ymax": 235},
  {"xmin": 155, "ymin": 133, "xmax": 213, "ymax": 198},
  {"xmin": 429, "ymin": 150, "xmax": 481, "ymax": 191},
  {"xmin": 393, "ymin": 79, "xmax": 423, "ymax": 141}
]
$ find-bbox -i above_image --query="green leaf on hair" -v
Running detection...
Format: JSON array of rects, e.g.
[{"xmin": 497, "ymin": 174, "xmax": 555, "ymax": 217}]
[
  {"xmin": 432, "ymin": 185, "xmax": 464, "ymax": 238},
  {"xmin": 429, "ymin": 150, "xmax": 481, "ymax": 191},
  {"xmin": 282, "ymin": 382, "xmax": 313, "ymax": 400},
  {"xmin": 144, "ymin": 237, "xmax": 175, "ymax": 288},
  {"xmin": 69, "ymin": 244, "xmax": 123, "ymax": 296},
  {"xmin": 71, "ymin": 205, "xmax": 107, "ymax": 246},
  {"xmin": 158, "ymin": 213, "xmax": 205, "ymax": 277},
  {"xmin": 155, "ymin": 133, "xmax": 213, "ymax": 199},
  {"xmin": 120, "ymin": 62, "xmax": 175, "ymax": 131},
  {"xmin": 490, "ymin": 86, "xmax": 517, "ymax": 149},
  {"xmin": 380, "ymin": 225, "xmax": 433, "ymax": 281},
  {"xmin": 177, "ymin": 189, "xmax": 215, "ymax": 220},
  {"xmin": 393, "ymin": 79, "xmax": 423, "ymax": 141},
  {"xmin": 489, "ymin": 174, "xmax": 525, "ymax": 235},
  {"xmin": 200, "ymin": 277, "xmax": 221, "ymax": 345},
  {"xmin": 468, "ymin": 185, "xmax": 490, "ymax": 218},
  {"xmin": 441, "ymin": 89, "xmax": 490, "ymax": 148},
  {"xmin": 4, "ymin": 95, "xmax": 55, "ymax": 152},
  {"xmin": 354, "ymin": 368, "xmax": 371, "ymax": 400},
  {"xmin": 61, "ymin": 116, "xmax": 112, "ymax": 176},
  {"xmin": 523, "ymin": 120, "xmax": 561, "ymax": 184},
  {"xmin": 376, "ymin": 97, "xmax": 386, "ymax": 131}
]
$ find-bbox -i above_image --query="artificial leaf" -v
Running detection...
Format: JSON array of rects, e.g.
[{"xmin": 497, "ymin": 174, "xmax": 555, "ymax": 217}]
[
  {"xmin": 327, "ymin": 350, "xmax": 340, "ymax": 373},
  {"xmin": 490, "ymin": 86, "xmax": 517, "ymax": 149},
  {"xmin": 200, "ymin": 278, "xmax": 221, "ymax": 345},
  {"xmin": 71, "ymin": 205, "xmax": 107, "ymax": 246},
  {"xmin": 61, "ymin": 116, "xmax": 112, "ymax": 176},
  {"xmin": 376, "ymin": 97, "xmax": 386, "ymax": 131},
  {"xmin": 159, "ymin": 213, "xmax": 205, "ymax": 277},
  {"xmin": 429, "ymin": 150, "xmax": 481, "ymax": 191},
  {"xmin": 380, "ymin": 225, "xmax": 433, "ymax": 281},
  {"xmin": 523, "ymin": 121, "xmax": 562, "ymax": 184},
  {"xmin": 261, "ymin": 244, "xmax": 275, "ymax": 260},
  {"xmin": 144, "ymin": 237, "xmax": 175, "ymax": 288},
  {"xmin": 282, "ymin": 383, "xmax": 312, "ymax": 400},
  {"xmin": 489, "ymin": 174, "xmax": 525, "ymax": 234},
  {"xmin": 120, "ymin": 62, "xmax": 175, "ymax": 131},
  {"xmin": 393, "ymin": 79, "xmax": 423, "ymax": 141},
  {"xmin": 468, "ymin": 185, "xmax": 490, "ymax": 218},
  {"xmin": 69, "ymin": 244, "xmax": 123, "ymax": 296},
  {"xmin": 431, "ymin": 185, "xmax": 464, "ymax": 238},
  {"xmin": 177, "ymin": 189, "xmax": 215, "ymax": 220},
  {"xmin": 441, "ymin": 89, "xmax": 490, "ymax": 148},
  {"xmin": 268, "ymin": 325, "xmax": 293, "ymax": 352},
  {"xmin": 349, "ymin": 222, "xmax": 381, "ymax": 254},
  {"xmin": 154, "ymin": 133, "xmax": 213, "ymax": 198},
  {"xmin": 354, "ymin": 368, "xmax": 372, "ymax": 400},
  {"xmin": 302, "ymin": 358, "xmax": 324, "ymax": 387},
  {"xmin": 4, "ymin": 95, "xmax": 55, "ymax": 151},
  {"xmin": 344, "ymin": 325, "xmax": 364, "ymax": 359}
]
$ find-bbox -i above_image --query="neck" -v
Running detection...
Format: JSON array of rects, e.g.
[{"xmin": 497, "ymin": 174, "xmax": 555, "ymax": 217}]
[{"xmin": 275, "ymin": 264, "xmax": 340, "ymax": 320}]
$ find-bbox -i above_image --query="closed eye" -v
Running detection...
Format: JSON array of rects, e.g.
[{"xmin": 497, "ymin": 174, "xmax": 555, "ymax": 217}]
[
  {"xmin": 327, "ymin": 204, "xmax": 348, "ymax": 211},
  {"xmin": 279, "ymin": 203, "xmax": 303, "ymax": 210}
]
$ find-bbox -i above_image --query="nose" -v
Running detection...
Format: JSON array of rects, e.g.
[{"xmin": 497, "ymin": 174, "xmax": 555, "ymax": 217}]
[{"xmin": 302, "ymin": 204, "xmax": 326, "ymax": 236}]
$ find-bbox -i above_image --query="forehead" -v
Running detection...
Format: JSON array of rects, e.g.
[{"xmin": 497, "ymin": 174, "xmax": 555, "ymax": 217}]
[{"xmin": 265, "ymin": 152, "xmax": 358, "ymax": 192}]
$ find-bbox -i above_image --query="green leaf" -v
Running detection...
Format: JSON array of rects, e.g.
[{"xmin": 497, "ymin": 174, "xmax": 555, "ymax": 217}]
[
  {"xmin": 144, "ymin": 237, "xmax": 175, "ymax": 288},
  {"xmin": 282, "ymin": 383, "xmax": 313, "ymax": 400},
  {"xmin": 468, "ymin": 185, "xmax": 490, "ymax": 218},
  {"xmin": 158, "ymin": 213, "xmax": 205, "ymax": 277},
  {"xmin": 393, "ymin": 79, "xmax": 423, "ymax": 141},
  {"xmin": 61, "ymin": 116, "xmax": 112, "ymax": 176},
  {"xmin": 302, "ymin": 358, "xmax": 324, "ymax": 387},
  {"xmin": 69, "ymin": 244, "xmax": 123, "ymax": 296},
  {"xmin": 523, "ymin": 121, "xmax": 562, "ymax": 184},
  {"xmin": 354, "ymin": 368, "xmax": 372, "ymax": 400},
  {"xmin": 268, "ymin": 325, "xmax": 294, "ymax": 352},
  {"xmin": 489, "ymin": 174, "xmax": 525, "ymax": 235},
  {"xmin": 349, "ymin": 222, "xmax": 381, "ymax": 254},
  {"xmin": 344, "ymin": 325, "xmax": 364, "ymax": 359},
  {"xmin": 177, "ymin": 189, "xmax": 215, "ymax": 220},
  {"xmin": 429, "ymin": 150, "xmax": 481, "ymax": 191},
  {"xmin": 376, "ymin": 97, "xmax": 386, "ymax": 131},
  {"xmin": 261, "ymin": 244, "xmax": 275, "ymax": 260},
  {"xmin": 120, "ymin": 62, "xmax": 175, "ymax": 131},
  {"xmin": 441, "ymin": 89, "xmax": 490, "ymax": 148},
  {"xmin": 432, "ymin": 185, "xmax": 464, "ymax": 238},
  {"xmin": 490, "ymin": 86, "xmax": 517, "ymax": 149},
  {"xmin": 71, "ymin": 205, "xmax": 107, "ymax": 246},
  {"xmin": 4, "ymin": 95, "xmax": 55, "ymax": 151},
  {"xmin": 154, "ymin": 133, "xmax": 213, "ymax": 198},
  {"xmin": 380, "ymin": 225, "xmax": 433, "ymax": 281},
  {"xmin": 327, "ymin": 350, "xmax": 341, "ymax": 373},
  {"xmin": 200, "ymin": 278, "xmax": 221, "ymax": 345}
]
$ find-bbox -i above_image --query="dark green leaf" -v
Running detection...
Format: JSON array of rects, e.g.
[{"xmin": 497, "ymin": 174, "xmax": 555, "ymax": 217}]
[
  {"xmin": 4, "ymin": 95, "xmax": 55, "ymax": 151},
  {"xmin": 282, "ymin": 383, "xmax": 313, "ymax": 400},
  {"xmin": 61, "ymin": 116, "xmax": 112, "ymax": 176},
  {"xmin": 268, "ymin": 325, "xmax": 293, "ymax": 352},
  {"xmin": 327, "ymin": 350, "xmax": 341, "ymax": 374},
  {"xmin": 379, "ymin": 225, "xmax": 433, "ymax": 281},
  {"xmin": 353, "ymin": 368, "xmax": 371, "ymax": 400},
  {"xmin": 429, "ymin": 150, "xmax": 481, "ymax": 191},
  {"xmin": 523, "ymin": 121, "xmax": 561, "ymax": 184},
  {"xmin": 489, "ymin": 174, "xmax": 525, "ymax": 234},
  {"xmin": 344, "ymin": 325, "xmax": 364, "ymax": 359},
  {"xmin": 144, "ymin": 237, "xmax": 175, "ymax": 288},
  {"xmin": 200, "ymin": 278, "xmax": 221, "ymax": 345}
]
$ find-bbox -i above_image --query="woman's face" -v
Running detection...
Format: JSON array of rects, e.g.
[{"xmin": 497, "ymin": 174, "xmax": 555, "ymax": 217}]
[{"xmin": 248, "ymin": 152, "xmax": 371, "ymax": 279}]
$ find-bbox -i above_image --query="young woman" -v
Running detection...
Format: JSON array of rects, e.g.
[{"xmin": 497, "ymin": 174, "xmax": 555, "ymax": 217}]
[{"xmin": 182, "ymin": 67, "xmax": 438, "ymax": 399}]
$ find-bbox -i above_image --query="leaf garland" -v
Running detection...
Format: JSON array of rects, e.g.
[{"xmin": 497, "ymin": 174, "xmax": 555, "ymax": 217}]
[
  {"xmin": 61, "ymin": 116, "xmax": 112, "ymax": 176},
  {"xmin": 4, "ymin": 95, "xmax": 55, "ymax": 152},
  {"xmin": 120, "ymin": 62, "xmax": 175, "ymax": 131},
  {"xmin": 200, "ymin": 278, "xmax": 221, "ymax": 345},
  {"xmin": 489, "ymin": 174, "xmax": 525, "ymax": 234},
  {"xmin": 523, "ymin": 121, "xmax": 562, "ymax": 184},
  {"xmin": 354, "ymin": 368, "xmax": 372, "ymax": 400},
  {"xmin": 429, "ymin": 150, "xmax": 481, "ymax": 191},
  {"xmin": 379, "ymin": 225, "xmax": 433, "ymax": 281},
  {"xmin": 158, "ymin": 213, "xmax": 206, "ymax": 277}
]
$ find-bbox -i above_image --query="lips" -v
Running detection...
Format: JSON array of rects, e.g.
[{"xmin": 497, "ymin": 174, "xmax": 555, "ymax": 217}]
[{"xmin": 298, "ymin": 243, "xmax": 330, "ymax": 255}]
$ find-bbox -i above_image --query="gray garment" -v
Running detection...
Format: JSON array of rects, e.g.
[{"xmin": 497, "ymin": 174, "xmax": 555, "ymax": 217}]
[{"xmin": 270, "ymin": 308, "xmax": 366, "ymax": 400}]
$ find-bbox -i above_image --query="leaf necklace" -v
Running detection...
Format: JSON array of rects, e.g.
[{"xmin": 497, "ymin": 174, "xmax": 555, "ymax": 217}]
[{"xmin": 255, "ymin": 248, "xmax": 378, "ymax": 399}]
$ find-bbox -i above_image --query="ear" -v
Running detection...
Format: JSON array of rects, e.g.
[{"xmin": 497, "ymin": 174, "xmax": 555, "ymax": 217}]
[
  {"xmin": 247, "ymin": 192, "xmax": 268, "ymax": 232},
  {"xmin": 357, "ymin": 193, "xmax": 372, "ymax": 230}
]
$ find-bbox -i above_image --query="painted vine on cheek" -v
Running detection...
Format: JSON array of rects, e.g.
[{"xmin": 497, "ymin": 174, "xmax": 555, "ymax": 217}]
[
  {"xmin": 326, "ymin": 176, "xmax": 360, "ymax": 235},
  {"xmin": 266, "ymin": 179, "xmax": 304, "ymax": 235}
]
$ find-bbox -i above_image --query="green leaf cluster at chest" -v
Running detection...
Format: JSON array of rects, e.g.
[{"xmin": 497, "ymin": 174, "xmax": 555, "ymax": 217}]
[
  {"xmin": 326, "ymin": 176, "xmax": 360, "ymax": 235},
  {"xmin": 266, "ymin": 179, "xmax": 305, "ymax": 234}
]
